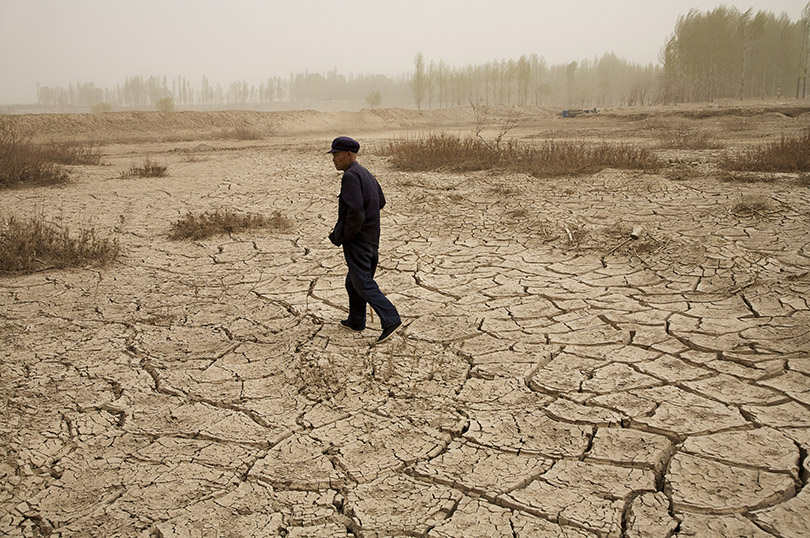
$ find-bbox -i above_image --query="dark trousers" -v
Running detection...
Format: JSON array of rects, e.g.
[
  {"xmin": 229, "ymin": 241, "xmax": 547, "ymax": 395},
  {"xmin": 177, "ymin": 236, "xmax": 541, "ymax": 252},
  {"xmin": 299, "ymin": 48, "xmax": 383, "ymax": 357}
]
[{"xmin": 343, "ymin": 240, "xmax": 400, "ymax": 329}]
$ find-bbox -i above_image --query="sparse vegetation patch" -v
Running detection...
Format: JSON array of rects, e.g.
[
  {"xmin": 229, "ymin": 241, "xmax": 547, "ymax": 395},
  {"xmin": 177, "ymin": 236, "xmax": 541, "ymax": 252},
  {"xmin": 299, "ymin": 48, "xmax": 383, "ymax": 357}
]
[
  {"xmin": 720, "ymin": 130, "xmax": 810, "ymax": 172},
  {"xmin": 719, "ymin": 171, "xmax": 777, "ymax": 184},
  {"xmin": 731, "ymin": 194, "xmax": 774, "ymax": 218},
  {"xmin": 36, "ymin": 141, "xmax": 103, "ymax": 165},
  {"xmin": 169, "ymin": 209, "xmax": 293, "ymax": 240},
  {"xmin": 381, "ymin": 134, "xmax": 661, "ymax": 178},
  {"xmin": 121, "ymin": 158, "xmax": 168, "ymax": 178},
  {"xmin": 656, "ymin": 129, "xmax": 722, "ymax": 149},
  {"xmin": 1, "ymin": 118, "xmax": 70, "ymax": 188},
  {"xmin": 0, "ymin": 213, "xmax": 119, "ymax": 275}
]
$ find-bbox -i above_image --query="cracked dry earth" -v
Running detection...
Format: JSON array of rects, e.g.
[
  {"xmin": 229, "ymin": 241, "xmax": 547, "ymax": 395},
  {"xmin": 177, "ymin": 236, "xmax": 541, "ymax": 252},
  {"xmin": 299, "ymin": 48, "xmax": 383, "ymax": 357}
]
[{"xmin": 2, "ymin": 113, "xmax": 810, "ymax": 538}]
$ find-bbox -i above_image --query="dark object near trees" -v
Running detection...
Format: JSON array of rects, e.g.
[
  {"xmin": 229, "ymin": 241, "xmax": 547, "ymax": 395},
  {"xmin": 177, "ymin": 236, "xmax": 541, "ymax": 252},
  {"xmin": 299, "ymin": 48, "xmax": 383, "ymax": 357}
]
[{"xmin": 562, "ymin": 108, "xmax": 598, "ymax": 118}]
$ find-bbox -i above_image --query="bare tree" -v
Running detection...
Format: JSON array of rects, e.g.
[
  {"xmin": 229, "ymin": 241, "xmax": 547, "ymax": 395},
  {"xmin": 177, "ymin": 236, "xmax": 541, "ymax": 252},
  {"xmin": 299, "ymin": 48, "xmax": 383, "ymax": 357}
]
[
  {"xmin": 494, "ymin": 107, "xmax": 520, "ymax": 149},
  {"xmin": 470, "ymin": 98, "xmax": 491, "ymax": 149},
  {"xmin": 470, "ymin": 99, "xmax": 520, "ymax": 150}
]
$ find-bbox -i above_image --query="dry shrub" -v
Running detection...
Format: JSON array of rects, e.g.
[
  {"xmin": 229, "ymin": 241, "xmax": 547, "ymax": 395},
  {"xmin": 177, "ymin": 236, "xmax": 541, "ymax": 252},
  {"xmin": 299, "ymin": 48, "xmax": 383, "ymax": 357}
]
[
  {"xmin": 0, "ymin": 118, "xmax": 70, "ymax": 188},
  {"xmin": 523, "ymin": 140, "xmax": 662, "ymax": 177},
  {"xmin": 724, "ymin": 116, "xmax": 751, "ymax": 132},
  {"xmin": 36, "ymin": 141, "xmax": 103, "ymax": 165},
  {"xmin": 121, "ymin": 158, "xmax": 168, "ymax": 178},
  {"xmin": 656, "ymin": 129, "xmax": 722, "ymax": 149},
  {"xmin": 382, "ymin": 133, "xmax": 661, "ymax": 177},
  {"xmin": 382, "ymin": 133, "xmax": 492, "ymax": 171},
  {"xmin": 731, "ymin": 194, "xmax": 773, "ymax": 217},
  {"xmin": 295, "ymin": 354, "xmax": 346, "ymax": 401},
  {"xmin": 719, "ymin": 171, "xmax": 776, "ymax": 184},
  {"xmin": 0, "ymin": 213, "xmax": 119, "ymax": 275},
  {"xmin": 640, "ymin": 117, "xmax": 674, "ymax": 131},
  {"xmin": 169, "ymin": 209, "xmax": 293, "ymax": 240},
  {"xmin": 720, "ymin": 130, "xmax": 810, "ymax": 172}
]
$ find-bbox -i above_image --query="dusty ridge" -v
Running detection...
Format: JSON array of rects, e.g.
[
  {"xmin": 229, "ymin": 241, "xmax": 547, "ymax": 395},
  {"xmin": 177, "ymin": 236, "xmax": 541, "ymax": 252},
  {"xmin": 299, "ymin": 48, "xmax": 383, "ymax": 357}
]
[{"xmin": 9, "ymin": 107, "xmax": 479, "ymax": 143}]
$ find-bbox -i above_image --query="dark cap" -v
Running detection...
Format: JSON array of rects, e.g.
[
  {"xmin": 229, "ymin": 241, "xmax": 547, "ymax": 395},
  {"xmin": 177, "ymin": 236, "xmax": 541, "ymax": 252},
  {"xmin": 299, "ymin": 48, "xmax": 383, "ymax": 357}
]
[{"xmin": 327, "ymin": 136, "xmax": 360, "ymax": 154}]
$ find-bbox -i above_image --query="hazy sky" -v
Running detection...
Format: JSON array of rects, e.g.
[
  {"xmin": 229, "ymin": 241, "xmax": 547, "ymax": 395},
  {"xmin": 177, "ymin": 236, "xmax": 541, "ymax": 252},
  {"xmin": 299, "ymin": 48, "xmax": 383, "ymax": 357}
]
[{"xmin": 1, "ymin": 0, "xmax": 807, "ymax": 104}]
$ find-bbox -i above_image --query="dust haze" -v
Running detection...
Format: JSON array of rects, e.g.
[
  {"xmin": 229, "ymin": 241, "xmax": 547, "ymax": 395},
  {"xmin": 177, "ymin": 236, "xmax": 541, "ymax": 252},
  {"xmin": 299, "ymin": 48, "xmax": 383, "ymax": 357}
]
[{"xmin": 1, "ymin": 0, "xmax": 807, "ymax": 107}]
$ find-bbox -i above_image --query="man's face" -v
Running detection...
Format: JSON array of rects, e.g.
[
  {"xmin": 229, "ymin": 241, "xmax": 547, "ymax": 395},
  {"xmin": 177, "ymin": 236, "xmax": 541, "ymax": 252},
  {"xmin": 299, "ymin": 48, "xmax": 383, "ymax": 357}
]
[{"xmin": 332, "ymin": 151, "xmax": 352, "ymax": 171}]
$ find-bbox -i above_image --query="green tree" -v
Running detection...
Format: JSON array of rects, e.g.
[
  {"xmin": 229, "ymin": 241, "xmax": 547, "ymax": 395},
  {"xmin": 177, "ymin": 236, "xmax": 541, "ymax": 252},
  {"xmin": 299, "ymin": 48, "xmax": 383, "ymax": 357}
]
[
  {"xmin": 156, "ymin": 97, "xmax": 175, "ymax": 112},
  {"xmin": 91, "ymin": 102, "xmax": 112, "ymax": 113},
  {"xmin": 365, "ymin": 91, "xmax": 382, "ymax": 109}
]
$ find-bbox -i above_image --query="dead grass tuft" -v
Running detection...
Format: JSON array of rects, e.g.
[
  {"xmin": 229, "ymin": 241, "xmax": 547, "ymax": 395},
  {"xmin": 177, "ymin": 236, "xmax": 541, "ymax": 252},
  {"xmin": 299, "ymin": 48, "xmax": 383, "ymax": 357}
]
[
  {"xmin": 731, "ymin": 194, "xmax": 773, "ymax": 217},
  {"xmin": 0, "ymin": 213, "xmax": 119, "ymax": 275},
  {"xmin": 561, "ymin": 221, "xmax": 589, "ymax": 245},
  {"xmin": 720, "ymin": 130, "xmax": 810, "ymax": 172},
  {"xmin": 121, "ymin": 158, "xmax": 168, "ymax": 178},
  {"xmin": 719, "ymin": 171, "xmax": 776, "ymax": 184},
  {"xmin": 381, "ymin": 133, "xmax": 661, "ymax": 178},
  {"xmin": 169, "ymin": 209, "xmax": 293, "ymax": 240},
  {"xmin": 1, "ymin": 118, "xmax": 70, "ymax": 188},
  {"xmin": 656, "ymin": 129, "xmax": 723, "ymax": 149},
  {"xmin": 36, "ymin": 141, "xmax": 103, "ymax": 165},
  {"xmin": 296, "ymin": 354, "xmax": 346, "ymax": 401}
]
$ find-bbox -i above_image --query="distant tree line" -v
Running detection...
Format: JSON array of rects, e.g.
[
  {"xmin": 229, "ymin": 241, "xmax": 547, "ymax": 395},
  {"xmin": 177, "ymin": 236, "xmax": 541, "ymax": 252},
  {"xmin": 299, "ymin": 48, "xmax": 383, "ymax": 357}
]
[
  {"xmin": 409, "ymin": 5, "xmax": 810, "ymax": 108},
  {"xmin": 34, "ymin": 72, "xmax": 412, "ymax": 109},
  {"xmin": 661, "ymin": 4, "xmax": 810, "ymax": 102},
  {"xmin": 410, "ymin": 52, "xmax": 660, "ymax": 108},
  {"xmin": 33, "ymin": 5, "xmax": 810, "ymax": 110}
]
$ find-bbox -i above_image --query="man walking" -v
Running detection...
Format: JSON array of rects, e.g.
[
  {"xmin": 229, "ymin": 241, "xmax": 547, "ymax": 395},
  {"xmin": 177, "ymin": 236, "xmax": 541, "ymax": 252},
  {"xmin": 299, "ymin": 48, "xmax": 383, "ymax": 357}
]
[{"xmin": 327, "ymin": 136, "xmax": 402, "ymax": 343}]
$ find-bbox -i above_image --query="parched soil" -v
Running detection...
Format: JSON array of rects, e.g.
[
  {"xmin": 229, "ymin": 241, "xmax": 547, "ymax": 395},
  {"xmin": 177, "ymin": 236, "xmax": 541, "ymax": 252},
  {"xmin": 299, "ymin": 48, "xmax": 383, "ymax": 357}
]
[{"xmin": 2, "ymin": 103, "xmax": 810, "ymax": 537}]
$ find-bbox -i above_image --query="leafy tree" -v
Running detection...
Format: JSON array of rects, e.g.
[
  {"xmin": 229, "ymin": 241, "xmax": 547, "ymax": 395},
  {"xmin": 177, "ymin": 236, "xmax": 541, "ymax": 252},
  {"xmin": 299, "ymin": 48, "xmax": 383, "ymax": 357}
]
[
  {"xmin": 365, "ymin": 91, "xmax": 382, "ymax": 109},
  {"xmin": 155, "ymin": 97, "xmax": 174, "ymax": 112},
  {"xmin": 662, "ymin": 5, "xmax": 808, "ymax": 102},
  {"xmin": 91, "ymin": 102, "xmax": 112, "ymax": 113}
]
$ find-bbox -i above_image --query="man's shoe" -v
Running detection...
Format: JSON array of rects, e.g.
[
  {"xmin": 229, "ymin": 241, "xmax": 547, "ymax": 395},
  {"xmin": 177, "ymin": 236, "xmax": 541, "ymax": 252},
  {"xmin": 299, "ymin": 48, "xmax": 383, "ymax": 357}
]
[
  {"xmin": 340, "ymin": 319, "xmax": 364, "ymax": 332},
  {"xmin": 377, "ymin": 321, "xmax": 402, "ymax": 343}
]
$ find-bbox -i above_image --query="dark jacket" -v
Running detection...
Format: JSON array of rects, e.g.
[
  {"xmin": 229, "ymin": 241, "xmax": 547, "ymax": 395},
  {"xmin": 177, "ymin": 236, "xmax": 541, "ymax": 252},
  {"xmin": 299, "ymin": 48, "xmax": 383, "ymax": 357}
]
[{"xmin": 329, "ymin": 161, "xmax": 386, "ymax": 247}]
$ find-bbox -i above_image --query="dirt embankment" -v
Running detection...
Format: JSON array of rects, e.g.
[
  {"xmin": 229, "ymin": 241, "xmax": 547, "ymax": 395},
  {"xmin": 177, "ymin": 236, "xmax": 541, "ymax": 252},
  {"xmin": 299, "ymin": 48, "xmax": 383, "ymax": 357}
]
[
  {"xmin": 7, "ymin": 107, "xmax": 480, "ymax": 143},
  {"xmin": 600, "ymin": 102, "xmax": 810, "ymax": 121},
  {"xmin": 7, "ymin": 100, "xmax": 808, "ymax": 144}
]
